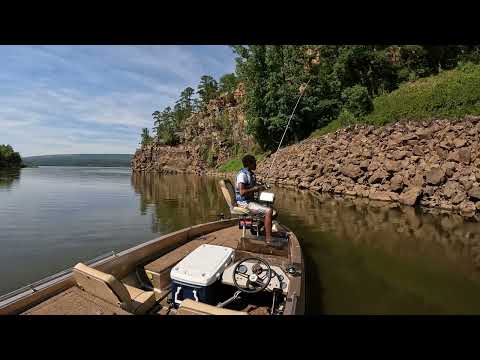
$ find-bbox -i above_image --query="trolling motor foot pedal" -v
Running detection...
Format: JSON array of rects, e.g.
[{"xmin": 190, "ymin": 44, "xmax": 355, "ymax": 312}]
[{"xmin": 238, "ymin": 237, "xmax": 289, "ymax": 256}]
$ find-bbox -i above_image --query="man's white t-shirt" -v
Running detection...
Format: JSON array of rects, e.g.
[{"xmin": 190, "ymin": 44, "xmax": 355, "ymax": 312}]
[{"xmin": 235, "ymin": 170, "xmax": 253, "ymax": 206}]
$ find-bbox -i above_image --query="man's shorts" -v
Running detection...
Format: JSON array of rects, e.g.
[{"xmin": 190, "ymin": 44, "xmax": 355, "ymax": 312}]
[{"xmin": 240, "ymin": 202, "xmax": 271, "ymax": 216}]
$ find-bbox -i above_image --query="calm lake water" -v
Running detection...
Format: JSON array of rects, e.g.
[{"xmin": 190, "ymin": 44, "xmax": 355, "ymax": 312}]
[{"xmin": 2, "ymin": 166, "xmax": 480, "ymax": 314}]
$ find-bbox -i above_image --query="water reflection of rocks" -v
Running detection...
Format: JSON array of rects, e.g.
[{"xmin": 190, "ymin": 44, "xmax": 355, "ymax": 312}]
[
  {"xmin": 131, "ymin": 173, "xmax": 229, "ymax": 233},
  {"xmin": 273, "ymin": 186, "xmax": 480, "ymax": 273},
  {"xmin": 130, "ymin": 172, "xmax": 480, "ymax": 274}
]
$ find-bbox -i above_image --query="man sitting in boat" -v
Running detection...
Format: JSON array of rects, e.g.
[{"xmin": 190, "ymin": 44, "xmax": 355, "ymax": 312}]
[{"xmin": 235, "ymin": 154, "xmax": 274, "ymax": 245}]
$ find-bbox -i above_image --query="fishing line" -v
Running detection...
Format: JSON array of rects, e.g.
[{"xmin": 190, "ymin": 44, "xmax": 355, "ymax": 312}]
[{"xmin": 266, "ymin": 77, "xmax": 312, "ymax": 180}]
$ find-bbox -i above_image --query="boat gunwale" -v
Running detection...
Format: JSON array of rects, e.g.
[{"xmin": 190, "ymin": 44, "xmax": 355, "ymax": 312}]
[{"xmin": 282, "ymin": 225, "xmax": 304, "ymax": 315}]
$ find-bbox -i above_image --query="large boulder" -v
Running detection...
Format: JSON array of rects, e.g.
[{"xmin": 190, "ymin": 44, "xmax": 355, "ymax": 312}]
[
  {"xmin": 460, "ymin": 200, "xmax": 476, "ymax": 215},
  {"xmin": 359, "ymin": 160, "xmax": 370, "ymax": 170},
  {"xmin": 443, "ymin": 162, "xmax": 456, "ymax": 177},
  {"xmin": 426, "ymin": 167, "xmax": 445, "ymax": 185},
  {"xmin": 413, "ymin": 146, "xmax": 424, "ymax": 156},
  {"xmin": 442, "ymin": 181, "xmax": 461, "ymax": 199},
  {"xmin": 448, "ymin": 148, "xmax": 471, "ymax": 164},
  {"xmin": 459, "ymin": 148, "xmax": 472, "ymax": 164},
  {"xmin": 453, "ymin": 138, "xmax": 467, "ymax": 148},
  {"xmin": 392, "ymin": 150, "xmax": 408, "ymax": 160},
  {"xmin": 399, "ymin": 187, "xmax": 423, "ymax": 206},
  {"xmin": 368, "ymin": 169, "xmax": 389, "ymax": 184},
  {"xmin": 339, "ymin": 164, "xmax": 364, "ymax": 179},
  {"xmin": 468, "ymin": 185, "xmax": 480, "ymax": 200},
  {"xmin": 388, "ymin": 174, "xmax": 404, "ymax": 192},
  {"xmin": 354, "ymin": 184, "xmax": 370, "ymax": 198},
  {"xmin": 367, "ymin": 160, "xmax": 381, "ymax": 172},
  {"xmin": 369, "ymin": 190, "xmax": 394, "ymax": 202},
  {"xmin": 459, "ymin": 177, "xmax": 473, "ymax": 191},
  {"xmin": 385, "ymin": 159, "xmax": 402, "ymax": 172},
  {"xmin": 452, "ymin": 191, "xmax": 467, "ymax": 205}
]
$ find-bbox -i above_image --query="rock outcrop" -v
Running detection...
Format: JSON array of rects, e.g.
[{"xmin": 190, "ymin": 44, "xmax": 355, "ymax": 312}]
[
  {"xmin": 256, "ymin": 117, "xmax": 480, "ymax": 216},
  {"xmin": 131, "ymin": 83, "xmax": 254, "ymax": 174},
  {"xmin": 130, "ymin": 144, "xmax": 208, "ymax": 175}
]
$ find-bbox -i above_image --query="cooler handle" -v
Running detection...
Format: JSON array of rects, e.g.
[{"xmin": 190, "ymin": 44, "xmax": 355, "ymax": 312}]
[
  {"xmin": 174, "ymin": 286, "xmax": 183, "ymax": 305},
  {"xmin": 192, "ymin": 289, "xmax": 199, "ymax": 302}
]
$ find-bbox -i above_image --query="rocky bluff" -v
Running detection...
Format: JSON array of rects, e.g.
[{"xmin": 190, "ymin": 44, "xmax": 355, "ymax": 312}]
[
  {"xmin": 131, "ymin": 83, "xmax": 255, "ymax": 175},
  {"xmin": 256, "ymin": 117, "xmax": 480, "ymax": 216}
]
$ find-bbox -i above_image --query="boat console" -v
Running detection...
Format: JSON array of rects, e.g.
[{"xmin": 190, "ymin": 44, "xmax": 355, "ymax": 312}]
[
  {"xmin": 167, "ymin": 241, "xmax": 291, "ymax": 315},
  {"xmin": 221, "ymin": 258, "xmax": 290, "ymax": 295},
  {"xmin": 156, "ymin": 179, "xmax": 291, "ymax": 314}
]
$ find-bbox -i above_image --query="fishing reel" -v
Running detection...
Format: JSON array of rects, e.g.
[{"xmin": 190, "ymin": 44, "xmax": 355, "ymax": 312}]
[{"xmin": 257, "ymin": 180, "xmax": 271, "ymax": 190}]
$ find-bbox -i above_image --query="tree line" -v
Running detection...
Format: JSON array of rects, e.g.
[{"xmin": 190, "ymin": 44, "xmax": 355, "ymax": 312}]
[
  {"xmin": 139, "ymin": 45, "xmax": 480, "ymax": 153},
  {"xmin": 0, "ymin": 144, "xmax": 23, "ymax": 169},
  {"xmin": 140, "ymin": 73, "xmax": 239, "ymax": 146},
  {"xmin": 232, "ymin": 45, "xmax": 480, "ymax": 151}
]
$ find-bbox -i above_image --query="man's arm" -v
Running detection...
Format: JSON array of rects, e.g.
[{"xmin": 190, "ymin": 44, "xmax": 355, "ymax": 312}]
[{"xmin": 239, "ymin": 183, "xmax": 265, "ymax": 196}]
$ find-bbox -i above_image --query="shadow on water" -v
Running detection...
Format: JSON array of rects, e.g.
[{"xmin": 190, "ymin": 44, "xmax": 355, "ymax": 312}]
[
  {"xmin": 273, "ymin": 187, "xmax": 480, "ymax": 314},
  {"xmin": 0, "ymin": 169, "xmax": 20, "ymax": 190}
]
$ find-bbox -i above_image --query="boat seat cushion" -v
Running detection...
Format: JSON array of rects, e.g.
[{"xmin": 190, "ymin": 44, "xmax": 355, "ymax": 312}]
[
  {"xmin": 177, "ymin": 299, "xmax": 248, "ymax": 315},
  {"xmin": 73, "ymin": 263, "xmax": 131, "ymax": 309},
  {"xmin": 73, "ymin": 263, "xmax": 155, "ymax": 314}
]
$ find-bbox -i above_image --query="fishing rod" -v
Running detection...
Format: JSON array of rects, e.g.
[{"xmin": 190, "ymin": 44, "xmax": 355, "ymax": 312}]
[{"xmin": 263, "ymin": 77, "xmax": 312, "ymax": 188}]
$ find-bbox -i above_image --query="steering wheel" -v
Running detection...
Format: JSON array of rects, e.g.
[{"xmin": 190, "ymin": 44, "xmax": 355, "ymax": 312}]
[{"xmin": 233, "ymin": 257, "xmax": 272, "ymax": 294}]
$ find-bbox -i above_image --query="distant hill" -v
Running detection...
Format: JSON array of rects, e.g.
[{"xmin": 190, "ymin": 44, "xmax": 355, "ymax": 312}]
[{"xmin": 22, "ymin": 154, "xmax": 133, "ymax": 167}]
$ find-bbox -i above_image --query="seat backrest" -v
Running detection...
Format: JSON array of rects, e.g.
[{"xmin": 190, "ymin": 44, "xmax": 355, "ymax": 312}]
[
  {"xmin": 219, "ymin": 179, "xmax": 237, "ymax": 208},
  {"xmin": 73, "ymin": 263, "xmax": 132, "ymax": 310},
  {"xmin": 177, "ymin": 299, "xmax": 248, "ymax": 315}
]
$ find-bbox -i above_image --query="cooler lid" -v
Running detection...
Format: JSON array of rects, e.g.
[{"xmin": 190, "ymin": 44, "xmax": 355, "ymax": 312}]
[{"xmin": 170, "ymin": 244, "xmax": 235, "ymax": 287}]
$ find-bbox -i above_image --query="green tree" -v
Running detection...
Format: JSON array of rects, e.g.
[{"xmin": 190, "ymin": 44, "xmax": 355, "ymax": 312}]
[
  {"xmin": 197, "ymin": 75, "xmax": 218, "ymax": 108},
  {"xmin": 232, "ymin": 45, "xmax": 342, "ymax": 149},
  {"xmin": 140, "ymin": 128, "xmax": 153, "ymax": 146},
  {"xmin": 218, "ymin": 73, "xmax": 238, "ymax": 94},
  {"xmin": 232, "ymin": 45, "xmax": 479, "ymax": 150},
  {"xmin": 178, "ymin": 87, "xmax": 195, "ymax": 113},
  {"xmin": 341, "ymin": 85, "xmax": 373, "ymax": 117},
  {"xmin": 0, "ymin": 144, "xmax": 23, "ymax": 169},
  {"xmin": 152, "ymin": 106, "xmax": 179, "ymax": 146},
  {"xmin": 172, "ymin": 87, "xmax": 195, "ymax": 126}
]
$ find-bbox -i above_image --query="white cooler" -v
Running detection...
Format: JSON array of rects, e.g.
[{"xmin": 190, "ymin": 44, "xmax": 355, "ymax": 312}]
[{"xmin": 170, "ymin": 244, "xmax": 234, "ymax": 307}]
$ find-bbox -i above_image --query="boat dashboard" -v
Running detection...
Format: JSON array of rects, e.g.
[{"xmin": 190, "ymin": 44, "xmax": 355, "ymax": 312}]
[{"xmin": 221, "ymin": 258, "xmax": 290, "ymax": 295}]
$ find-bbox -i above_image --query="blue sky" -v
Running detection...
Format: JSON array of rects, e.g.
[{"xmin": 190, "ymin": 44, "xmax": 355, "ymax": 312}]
[{"xmin": 0, "ymin": 45, "xmax": 236, "ymax": 156}]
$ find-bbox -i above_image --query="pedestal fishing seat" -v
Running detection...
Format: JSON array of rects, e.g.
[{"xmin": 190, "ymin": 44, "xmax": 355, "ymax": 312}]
[
  {"xmin": 219, "ymin": 179, "xmax": 281, "ymax": 239},
  {"xmin": 219, "ymin": 179, "xmax": 277, "ymax": 218},
  {"xmin": 73, "ymin": 263, "xmax": 156, "ymax": 315},
  {"xmin": 219, "ymin": 179, "xmax": 251, "ymax": 216}
]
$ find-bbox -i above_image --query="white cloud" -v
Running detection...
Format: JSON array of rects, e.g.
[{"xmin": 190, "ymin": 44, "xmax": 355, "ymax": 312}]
[{"xmin": 0, "ymin": 45, "xmax": 235, "ymax": 156}]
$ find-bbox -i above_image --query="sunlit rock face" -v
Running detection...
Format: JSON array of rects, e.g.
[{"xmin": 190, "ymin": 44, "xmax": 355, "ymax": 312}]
[{"xmin": 131, "ymin": 83, "xmax": 254, "ymax": 175}]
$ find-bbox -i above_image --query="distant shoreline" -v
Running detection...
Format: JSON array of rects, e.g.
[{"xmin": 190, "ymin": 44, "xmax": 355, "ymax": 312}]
[{"xmin": 22, "ymin": 154, "xmax": 133, "ymax": 167}]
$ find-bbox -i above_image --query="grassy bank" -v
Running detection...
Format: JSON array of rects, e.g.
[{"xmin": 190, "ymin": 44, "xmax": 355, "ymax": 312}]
[
  {"xmin": 312, "ymin": 63, "xmax": 480, "ymax": 137},
  {"xmin": 217, "ymin": 152, "xmax": 269, "ymax": 173}
]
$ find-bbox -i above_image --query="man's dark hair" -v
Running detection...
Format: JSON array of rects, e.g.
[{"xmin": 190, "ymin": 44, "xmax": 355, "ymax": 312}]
[{"xmin": 242, "ymin": 154, "xmax": 256, "ymax": 167}]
